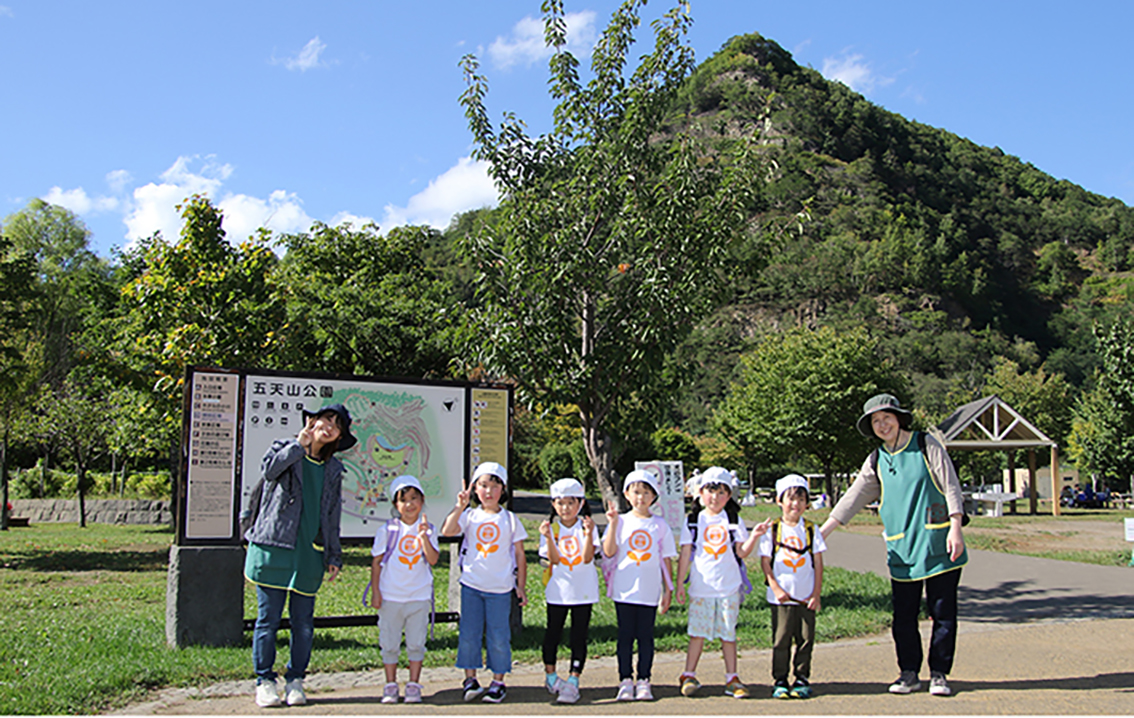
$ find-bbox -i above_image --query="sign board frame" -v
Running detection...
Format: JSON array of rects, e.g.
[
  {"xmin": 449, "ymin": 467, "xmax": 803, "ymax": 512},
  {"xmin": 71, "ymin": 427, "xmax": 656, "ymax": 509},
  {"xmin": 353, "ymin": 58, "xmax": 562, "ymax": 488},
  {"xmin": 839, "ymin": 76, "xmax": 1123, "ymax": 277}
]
[{"xmin": 176, "ymin": 366, "xmax": 512, "ymax": 546}]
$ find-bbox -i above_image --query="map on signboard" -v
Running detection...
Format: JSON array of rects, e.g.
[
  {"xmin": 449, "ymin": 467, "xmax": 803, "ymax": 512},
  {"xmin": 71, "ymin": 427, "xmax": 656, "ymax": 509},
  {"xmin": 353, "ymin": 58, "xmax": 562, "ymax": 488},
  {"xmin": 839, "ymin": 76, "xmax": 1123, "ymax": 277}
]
[{"xmin": 241, "ymin": 375, "xmax": 466, "ymax": 538}]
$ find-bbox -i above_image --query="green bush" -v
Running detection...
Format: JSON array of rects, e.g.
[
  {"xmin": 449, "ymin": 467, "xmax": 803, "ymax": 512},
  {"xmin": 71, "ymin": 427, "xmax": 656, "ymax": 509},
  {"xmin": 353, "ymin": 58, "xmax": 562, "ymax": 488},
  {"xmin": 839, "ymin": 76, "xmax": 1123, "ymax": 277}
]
[
  {"xmin": 124, "ymin": 472, "xmax": 172, "ymax": 500},
  {"xmin": 9, "ymin": 463, "xmax": 70, "ymax": 499},
  {"xmin": 537, "ymin": 443, "xmax": 574, "ymax": 485}
]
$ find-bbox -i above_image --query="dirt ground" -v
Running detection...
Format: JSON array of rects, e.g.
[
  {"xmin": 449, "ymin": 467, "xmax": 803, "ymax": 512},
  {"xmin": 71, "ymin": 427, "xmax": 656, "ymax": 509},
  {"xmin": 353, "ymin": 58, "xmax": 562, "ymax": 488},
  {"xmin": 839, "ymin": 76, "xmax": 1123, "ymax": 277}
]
[{"xmin": 842, "ymin": 515, "xmax": 1132, "ymax": 558}]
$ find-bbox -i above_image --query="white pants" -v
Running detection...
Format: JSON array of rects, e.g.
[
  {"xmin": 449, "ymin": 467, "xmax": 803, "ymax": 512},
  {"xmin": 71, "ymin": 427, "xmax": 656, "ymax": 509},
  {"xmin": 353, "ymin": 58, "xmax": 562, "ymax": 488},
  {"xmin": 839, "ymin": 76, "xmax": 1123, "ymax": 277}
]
[{"xmin": 378, "ymin": 599, "xmax": 430, "ymax": 665}]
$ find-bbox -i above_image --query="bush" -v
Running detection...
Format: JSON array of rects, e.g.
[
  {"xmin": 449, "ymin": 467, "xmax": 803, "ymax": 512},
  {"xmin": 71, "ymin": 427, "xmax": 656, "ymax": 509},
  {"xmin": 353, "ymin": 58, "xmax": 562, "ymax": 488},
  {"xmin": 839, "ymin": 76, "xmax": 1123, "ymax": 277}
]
[
  {"xmin": 537, "ymin": 443, "xmax": 575, "ymax": 485},
  {"xmin": 9, "ymin": 463, "xmax": 70, "ymax": 499},
  {"xmin": 125, "ymin": 472, "xmax": 172, "ymax": 500}
]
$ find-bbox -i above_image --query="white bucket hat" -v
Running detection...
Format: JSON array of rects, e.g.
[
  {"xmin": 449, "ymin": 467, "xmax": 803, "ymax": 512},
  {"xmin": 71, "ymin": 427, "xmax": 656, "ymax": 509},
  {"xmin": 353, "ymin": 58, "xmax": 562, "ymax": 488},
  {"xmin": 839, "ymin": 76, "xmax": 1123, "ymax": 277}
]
[
  {"xmin": 472, "ymin": 461, "xmax": 508, "ymax": 486},
  {"xmin": 550, "ymin": 478, "xmax": 586, "ymax": 499},
  {"xmin": 388, "ymin": 474, "xmax": 424, "ymax": 500},
  {"xmin": 775, "ymin": 474, "xmax": 810, "ymax": 501},
  {"xmin": 622, "ymin": 469, "xmax": 661, "ymax": 500}
]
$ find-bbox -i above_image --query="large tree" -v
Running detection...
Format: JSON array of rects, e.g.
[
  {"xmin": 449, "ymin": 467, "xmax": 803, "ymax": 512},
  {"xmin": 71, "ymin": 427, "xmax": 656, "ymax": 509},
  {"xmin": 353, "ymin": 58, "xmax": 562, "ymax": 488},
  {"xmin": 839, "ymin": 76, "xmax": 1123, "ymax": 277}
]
[
  {"xmin": 0, "ymin": 234, "xmax": 36, "ymax": 529},
  {"xmin": 1067, "ymin": 319, "xmax": 1134, "ymax": 491},
  {"xmin": 713, "ymin": 325, "xmax": 905, "ymax": 498},
  {"xmin": 458, "ymin": 0, "xmax": 763, "ymax": 503}
]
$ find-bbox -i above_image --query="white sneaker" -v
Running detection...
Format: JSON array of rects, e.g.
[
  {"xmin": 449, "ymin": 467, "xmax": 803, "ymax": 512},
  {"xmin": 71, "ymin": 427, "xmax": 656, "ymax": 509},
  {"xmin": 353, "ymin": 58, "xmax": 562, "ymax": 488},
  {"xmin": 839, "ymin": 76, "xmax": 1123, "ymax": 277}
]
[
  {"xmin": 929, "ymin": 672, "xmax": 952, "ymax": 696},
  {"xmin": 284, "ymin": 678, "xmax": 306, "ymax": 706},
  {"xmin": 635, "ymin": 679, "xmax": 653, "ymax": 701},
  {"xmin": 615, "ymin": 678, "xmax": 635, "ymax": 701},
  {"xmin": 404, "ymin": 681, "xmax": 424, "ymax": 704},
  {"xmin": 381, "ymin": 681, "xmax": 399, "ymax": 704},
  {"xmin": 557, "ymin": 680, "xmax": 580, "ymax": 704},
  {"xmin": 255, "ymin": 680, "xmax": 282, "ymax": 708}
]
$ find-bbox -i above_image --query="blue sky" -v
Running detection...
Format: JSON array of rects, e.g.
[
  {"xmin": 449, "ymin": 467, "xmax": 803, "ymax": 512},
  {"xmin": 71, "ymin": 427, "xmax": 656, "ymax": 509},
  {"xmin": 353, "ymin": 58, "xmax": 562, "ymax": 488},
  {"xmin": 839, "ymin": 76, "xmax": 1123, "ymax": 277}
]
[{"xmin": 2, "ymin": 1, "xmax": 1131, "ymax": 259}]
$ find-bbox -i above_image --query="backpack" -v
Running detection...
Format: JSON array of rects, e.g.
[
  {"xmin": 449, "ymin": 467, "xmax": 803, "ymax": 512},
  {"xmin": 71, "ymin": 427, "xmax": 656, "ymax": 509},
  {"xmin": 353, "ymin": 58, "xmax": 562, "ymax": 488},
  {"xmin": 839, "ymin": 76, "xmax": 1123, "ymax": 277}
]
[
  {"xmin": 869, "ymin": 431, "xmax": 970, "ymax": 526},
  {"xmin": 239, "ymin": 476, "xmax": 265, "ymax": 541},
  {"xmin": 540, "ymin": 521, "xmax": 560, "ymax": 587},
  {"xmin": 765, "ymin": 517, "xmax": 815, "ymax": 586},
  {"xmin": 685, "ymin": 506, "xmax": 754, "ymax": 601}
]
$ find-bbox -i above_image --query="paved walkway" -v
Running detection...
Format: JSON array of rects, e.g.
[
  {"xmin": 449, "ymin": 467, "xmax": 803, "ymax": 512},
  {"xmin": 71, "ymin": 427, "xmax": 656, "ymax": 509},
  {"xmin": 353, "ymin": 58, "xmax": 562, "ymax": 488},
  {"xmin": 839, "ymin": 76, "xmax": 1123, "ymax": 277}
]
[{"xmin": 116, "ymin": 527, "xmax": 1134, "ymax": 715}]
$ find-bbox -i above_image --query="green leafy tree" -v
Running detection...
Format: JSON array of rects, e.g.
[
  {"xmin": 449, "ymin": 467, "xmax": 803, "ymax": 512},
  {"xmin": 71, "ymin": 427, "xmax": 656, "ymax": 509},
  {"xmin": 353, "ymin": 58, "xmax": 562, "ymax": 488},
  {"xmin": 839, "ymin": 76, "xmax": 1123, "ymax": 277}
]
[
  {"xmin": 457, "ymin": 0, "xmax": 762, "ymax": 504},
  {"xmin": 713, "ymin": 325, "xmax": 905, "ymax": 497},
  {"xmin": 0, "ymin": 234, "xmax": 36, "ymax": 529},
  {"xmin": 271, "ymin": 222, "xmax": 464, "ymax": 378},
  {"xmin": 1068, "ymin": 319, "xmax": 1134, "ymax": 491},
  {"xmin": 651, "ymin": 427, "xmax": 701, "ymax": 468},
  {"xmin": 983, "ymin": 356, "xmax": 1073, "ymax": 445}
]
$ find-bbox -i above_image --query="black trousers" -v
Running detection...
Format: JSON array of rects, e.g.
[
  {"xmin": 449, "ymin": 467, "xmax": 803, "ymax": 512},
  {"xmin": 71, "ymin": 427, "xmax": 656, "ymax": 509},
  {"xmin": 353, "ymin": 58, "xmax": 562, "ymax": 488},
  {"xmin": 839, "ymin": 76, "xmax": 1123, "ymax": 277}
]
[
  {"xmin": 891, "ymin": 568, "xmax": 961, "ymax": 675},
  {"xmin": 615, "ymin": 602, "xmax": 657, "ymax": 681},
  {"xmin": 542, "ymin": 603, "xmax": 593, "ymax": 674}
]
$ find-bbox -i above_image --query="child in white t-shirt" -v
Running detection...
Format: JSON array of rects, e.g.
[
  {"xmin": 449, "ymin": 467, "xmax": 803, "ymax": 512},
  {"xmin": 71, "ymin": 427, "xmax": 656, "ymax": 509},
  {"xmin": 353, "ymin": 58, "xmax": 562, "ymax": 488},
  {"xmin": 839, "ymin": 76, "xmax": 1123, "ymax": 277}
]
[
  {"xmin": 758, "ymin": 474, "xmax": 827, "ymax": 699},
  {"xmin": 370, "ymin": 474, "xmax": 440, "ymax": 704},
  {"xmin": 440, "ymin": 462, "xmax": 528, "ymax": 704},
  {"xmin": 601, "ymin": 470, "xmax": 677, "ymax": 702},
  {"xmin": 675, "ymin": 466, "xmax": 769, "ymax": 699},
  {"xmin": 538, "ymin": 478, "xmax": 599, "ymax": 705}
]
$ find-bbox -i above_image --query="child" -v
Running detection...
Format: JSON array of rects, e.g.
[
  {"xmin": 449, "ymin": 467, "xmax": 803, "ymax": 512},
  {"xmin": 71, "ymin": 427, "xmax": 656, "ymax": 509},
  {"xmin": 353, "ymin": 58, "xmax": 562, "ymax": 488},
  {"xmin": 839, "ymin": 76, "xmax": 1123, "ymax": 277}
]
[
  {"xmin": 758, "ymin": 474, "xmax": 827, "ymax": 699},
  {"xmin": 601, "ymin": 469, "xmax": 677, "ymax": 702},
  {"xmin": 370, "ymin": 475, "xmax": 440, "ymax": 704},
  {"xmin": 538, "ymin": 478, "xmax": 600, "ymax": 704},
  {"xmin": 440, "ymin": 462, "xmax": 527, "ymax": 704},
  {"xmin": 675, "ymin": 467, "xmax": 769, "ymax": 699}
]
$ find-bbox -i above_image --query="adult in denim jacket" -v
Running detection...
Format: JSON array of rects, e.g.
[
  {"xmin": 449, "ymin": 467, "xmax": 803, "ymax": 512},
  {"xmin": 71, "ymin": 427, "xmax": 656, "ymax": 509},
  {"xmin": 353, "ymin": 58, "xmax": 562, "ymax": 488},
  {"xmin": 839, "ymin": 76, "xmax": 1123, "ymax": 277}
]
[{"xmin": 243, "ymin": 403, "xmax": 356, "ymax": 708}]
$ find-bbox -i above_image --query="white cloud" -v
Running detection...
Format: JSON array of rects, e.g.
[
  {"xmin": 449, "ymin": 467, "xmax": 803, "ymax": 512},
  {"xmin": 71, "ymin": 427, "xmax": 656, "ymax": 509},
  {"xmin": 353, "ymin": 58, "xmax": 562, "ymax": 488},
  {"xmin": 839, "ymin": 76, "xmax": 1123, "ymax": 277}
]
[
  {"xmin": 329, "ymin": 210, "xmax": 378, "ymax": 229},
  {"xmin": 276, "ymin": 36, "xmax": 329, "ymax": 72},
  {"xmin": 488, "ymin": 11, "xmax": 597, "ymax": 69},
  {"xmin": 42, "ymin": 186, "xmax": 118, "ymax": 214},
  {"xmin": 123, "ymin": 155, "xmax": 314, "ymax": 245},
  {"xmin": 821, "ymin": 52, "xmax": 894, "ymax": 94},
  {"xmin": 0, "ymin": 6, "xmax": 13, "ymax": 18},
  {"xmin": 106, "ymin": 169, "xmax": 133, "ymax": 194},
  {"xmin": 382, "ymin": 157, "xmax": 498, "ymax": 230}
]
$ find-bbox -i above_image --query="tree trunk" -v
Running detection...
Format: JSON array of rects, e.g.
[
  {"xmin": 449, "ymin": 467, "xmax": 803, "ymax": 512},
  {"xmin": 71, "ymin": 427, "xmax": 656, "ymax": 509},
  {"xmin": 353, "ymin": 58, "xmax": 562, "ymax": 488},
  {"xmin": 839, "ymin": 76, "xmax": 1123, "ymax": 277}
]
[
  {"xmin": 1, "ymin": 432, "xmax": 8, "ymax": 532},
  {"xmin": 77, "ymin": 464, "xmax": 87, "ymax": 529}
]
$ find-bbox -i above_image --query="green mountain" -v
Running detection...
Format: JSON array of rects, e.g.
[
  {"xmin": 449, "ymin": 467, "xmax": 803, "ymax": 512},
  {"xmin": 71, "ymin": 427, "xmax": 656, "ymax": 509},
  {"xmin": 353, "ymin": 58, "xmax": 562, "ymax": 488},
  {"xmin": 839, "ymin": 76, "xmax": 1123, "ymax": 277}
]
[{"xmin": 661, "ymin": 33, "xmax": 1134, "ymax": 430}]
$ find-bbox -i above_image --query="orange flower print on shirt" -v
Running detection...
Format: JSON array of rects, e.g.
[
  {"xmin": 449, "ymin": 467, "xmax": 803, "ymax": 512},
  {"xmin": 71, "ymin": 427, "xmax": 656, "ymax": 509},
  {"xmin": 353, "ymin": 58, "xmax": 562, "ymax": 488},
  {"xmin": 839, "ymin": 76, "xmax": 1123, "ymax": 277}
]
[
  {"xmin": 703, "ymin": 524, "xmax": 729, "ymax": 560},
  {"xmin": 476, "ymin": 522, "xmax": 500, "ymax": 560},
  {"xmin": 397, "ymin": 533, "xmax": 423, "ymax": 570},
  {"xmin": 556, "ymin": 534, "xmax": 583, "ymax": 571},
  {"xmin": 779, "ymin": 534, "xmax": 807, "ymax": 573},
  {"xmin": 626, "ymin": 529, "xmax": 653, "ymax": 566}
]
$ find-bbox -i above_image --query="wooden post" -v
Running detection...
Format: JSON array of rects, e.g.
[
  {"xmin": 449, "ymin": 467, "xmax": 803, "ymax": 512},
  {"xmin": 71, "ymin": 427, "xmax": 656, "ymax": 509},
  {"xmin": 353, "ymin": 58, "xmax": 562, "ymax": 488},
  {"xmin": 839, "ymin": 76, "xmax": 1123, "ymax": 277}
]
[
  {"xmin": 1028, "ymin": 449, "xmax": 1038, "ymax": 515},
  {"xmin": 1050, "ymin": 445, "xmax": 1060, "ymax": 517},
  {"xmin": 1007, "ymin": 451, "xmax": 1017, "ymax": 515}
]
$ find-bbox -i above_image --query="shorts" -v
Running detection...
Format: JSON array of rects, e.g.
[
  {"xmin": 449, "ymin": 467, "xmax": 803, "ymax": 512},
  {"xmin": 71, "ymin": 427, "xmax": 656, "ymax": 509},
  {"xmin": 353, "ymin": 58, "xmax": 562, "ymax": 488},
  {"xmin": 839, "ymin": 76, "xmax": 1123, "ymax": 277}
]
[
  {"xmin": 378, "ymin": 599, "xmax": 431, "ymax": 664},
  {"xmin": 686, "ymin": 593, "xmax": 740, "ymax": 642}
]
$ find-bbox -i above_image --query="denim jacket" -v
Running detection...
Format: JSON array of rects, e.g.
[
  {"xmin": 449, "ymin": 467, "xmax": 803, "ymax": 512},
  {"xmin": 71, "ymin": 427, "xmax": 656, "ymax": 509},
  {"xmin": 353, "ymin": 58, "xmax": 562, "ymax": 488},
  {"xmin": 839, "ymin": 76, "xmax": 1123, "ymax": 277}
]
[{"xmin": 244, "ymin": 439, "xmax": 344, "ymax": 569}]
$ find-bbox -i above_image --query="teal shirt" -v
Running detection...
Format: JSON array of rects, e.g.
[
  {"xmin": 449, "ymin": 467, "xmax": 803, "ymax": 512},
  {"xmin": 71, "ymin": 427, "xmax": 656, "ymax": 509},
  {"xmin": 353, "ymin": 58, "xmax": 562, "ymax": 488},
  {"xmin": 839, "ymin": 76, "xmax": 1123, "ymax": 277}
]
[
  {"xmin": 245, "ymin": 457, "xmax": 327, "ymax": 595},
  {"xmin": 878, "ymin": 432, "xmax": 967, "ymax": 581}
]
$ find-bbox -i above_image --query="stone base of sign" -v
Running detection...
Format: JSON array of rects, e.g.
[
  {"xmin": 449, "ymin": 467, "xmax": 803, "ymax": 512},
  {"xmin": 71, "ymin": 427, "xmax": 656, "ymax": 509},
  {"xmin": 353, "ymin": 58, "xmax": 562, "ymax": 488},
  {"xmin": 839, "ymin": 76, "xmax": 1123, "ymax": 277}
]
[{"xmin": 166, "ymin": 545, "xmax": 245, "ymax": 647}]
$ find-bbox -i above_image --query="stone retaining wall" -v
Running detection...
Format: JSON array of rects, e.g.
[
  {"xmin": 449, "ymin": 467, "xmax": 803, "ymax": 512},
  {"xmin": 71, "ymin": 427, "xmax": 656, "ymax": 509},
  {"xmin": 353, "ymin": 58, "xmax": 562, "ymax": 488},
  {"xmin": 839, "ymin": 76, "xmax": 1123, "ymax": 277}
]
[{"xmin": 11, "ymin": 498, "xmax": 172, "ymax": 525}]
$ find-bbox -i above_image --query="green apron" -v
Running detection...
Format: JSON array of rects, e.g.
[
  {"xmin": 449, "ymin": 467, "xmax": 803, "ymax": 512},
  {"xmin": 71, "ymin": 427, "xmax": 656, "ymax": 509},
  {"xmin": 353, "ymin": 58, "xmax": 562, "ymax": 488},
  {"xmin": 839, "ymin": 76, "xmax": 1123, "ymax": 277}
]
[
  {"xmin": 244, "ymin": 457, "xmax": 326, "ymax": 596},
  {"xmin": 878, "ymin": 432, "xmax": 967, "ymax": 581}
]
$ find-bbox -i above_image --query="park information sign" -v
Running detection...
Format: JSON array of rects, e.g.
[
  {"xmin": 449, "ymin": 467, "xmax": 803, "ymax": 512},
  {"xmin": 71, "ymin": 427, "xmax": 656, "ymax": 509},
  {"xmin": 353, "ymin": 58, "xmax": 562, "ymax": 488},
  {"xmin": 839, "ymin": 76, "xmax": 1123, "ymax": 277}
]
[
  {"xmin": 178, "ymin": 367, "xmax": 512, "ymax": 545},
  {"xmin": 634, "ymin": 460, "xmax": 685, "ymax": 537}
]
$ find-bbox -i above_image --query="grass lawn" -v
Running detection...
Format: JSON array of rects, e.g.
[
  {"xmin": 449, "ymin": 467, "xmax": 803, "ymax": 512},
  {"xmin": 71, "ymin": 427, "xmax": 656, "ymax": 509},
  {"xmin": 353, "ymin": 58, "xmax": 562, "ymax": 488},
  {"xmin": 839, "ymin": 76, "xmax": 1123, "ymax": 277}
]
[{"xmin": 0, "ymin": 518, "xmax": 892, "ymax": 715}]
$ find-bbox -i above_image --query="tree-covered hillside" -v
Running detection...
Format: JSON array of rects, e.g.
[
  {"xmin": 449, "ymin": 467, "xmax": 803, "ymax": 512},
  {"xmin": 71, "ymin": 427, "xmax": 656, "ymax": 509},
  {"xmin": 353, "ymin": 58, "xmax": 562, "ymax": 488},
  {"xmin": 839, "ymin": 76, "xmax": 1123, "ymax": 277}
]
[{"xmin": 662, "ymin": 33, "xmax": 1134, "ymax": 432}]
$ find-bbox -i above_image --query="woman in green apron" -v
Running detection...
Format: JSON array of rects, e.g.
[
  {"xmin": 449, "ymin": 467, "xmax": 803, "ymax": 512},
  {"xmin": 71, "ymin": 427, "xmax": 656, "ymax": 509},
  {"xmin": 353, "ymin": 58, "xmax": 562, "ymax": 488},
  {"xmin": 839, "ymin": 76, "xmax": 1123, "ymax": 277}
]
[
  {"xmin": 820, "ymin": 394, "xmax": 966, "ymax": 697},
  {"xmin": 243, "ymin": 404, "xmax": 356, "ymax": 708}
]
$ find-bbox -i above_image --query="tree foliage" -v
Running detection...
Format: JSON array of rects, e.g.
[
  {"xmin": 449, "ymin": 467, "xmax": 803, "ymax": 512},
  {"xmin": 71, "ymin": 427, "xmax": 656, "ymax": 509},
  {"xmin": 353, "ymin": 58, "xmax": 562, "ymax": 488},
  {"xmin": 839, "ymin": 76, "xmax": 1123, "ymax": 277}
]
[{"xmin": 458, "ymin": 0, "xmax": 762, "ymax": 502}]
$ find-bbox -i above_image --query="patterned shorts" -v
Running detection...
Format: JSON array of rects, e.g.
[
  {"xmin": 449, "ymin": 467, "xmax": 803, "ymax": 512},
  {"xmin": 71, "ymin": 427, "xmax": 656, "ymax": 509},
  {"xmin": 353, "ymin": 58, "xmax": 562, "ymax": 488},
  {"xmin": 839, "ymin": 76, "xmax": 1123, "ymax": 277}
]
[{"xmin": 686, "ymin": 593, "xmax": 740, "ymax": 641}]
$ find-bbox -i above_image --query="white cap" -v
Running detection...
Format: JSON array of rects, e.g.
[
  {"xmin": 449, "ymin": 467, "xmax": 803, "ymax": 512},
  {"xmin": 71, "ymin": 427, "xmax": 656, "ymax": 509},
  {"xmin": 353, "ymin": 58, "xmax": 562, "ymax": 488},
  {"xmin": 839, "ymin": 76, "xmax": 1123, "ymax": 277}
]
[
  {"xmin": 472, "ymin": 461, "xmax": 508, "ymax": 486},
  {"xmin": 695, "ymin": 466, "xmax": 737, "ymax": 493},
  {"xmin": 550, "ymin": 478, "xmax": 586, "ymax": 499},
  {"xmin": 776, "ymin": 474, "xmax": 810, "ymax": 500},
  {"xmin": 622, "ymin": 469, "xmax": 661, "ymax": 498},
  {"xmin": 388, "ymin": 474, "xmax": 423, "ymax": 500}
]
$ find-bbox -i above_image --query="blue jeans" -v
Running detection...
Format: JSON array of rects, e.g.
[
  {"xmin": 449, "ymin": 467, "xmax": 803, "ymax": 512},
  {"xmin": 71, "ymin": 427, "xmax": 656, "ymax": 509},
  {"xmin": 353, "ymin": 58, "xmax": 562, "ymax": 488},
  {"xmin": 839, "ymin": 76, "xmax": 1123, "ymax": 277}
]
[
  {"xmin": 456, "ymin": 584, "xmax": 512, "ymax": 675},
  {"xmin": 253, "ymin": 585, "xmax": 316, "ymax": 683}
]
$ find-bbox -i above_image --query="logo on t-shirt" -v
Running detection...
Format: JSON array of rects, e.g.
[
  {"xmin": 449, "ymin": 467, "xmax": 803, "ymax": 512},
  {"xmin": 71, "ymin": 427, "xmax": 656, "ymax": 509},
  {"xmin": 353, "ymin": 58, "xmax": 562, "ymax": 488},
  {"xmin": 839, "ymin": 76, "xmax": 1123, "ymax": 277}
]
[
  {"xmin": 556, "ymin": 534, "xmax": 583, "ymax": 571},
  {"xmin": 476, "ymin": 522, "xmax": 500, "ymax": 559},
  {"xmin": 703, "ymin": 524, "xmax": 729, "ymax": 560},
  {"xmin": 627, "ymin": 529, "xmax": 653, "ymax": 566},
  {"xmin": 779, "ymin": 533, "xmax": 806, "ymax": 573},
  {"xmin": 397, "ymin": 533, "xmax": 423, "ymax": 570}
]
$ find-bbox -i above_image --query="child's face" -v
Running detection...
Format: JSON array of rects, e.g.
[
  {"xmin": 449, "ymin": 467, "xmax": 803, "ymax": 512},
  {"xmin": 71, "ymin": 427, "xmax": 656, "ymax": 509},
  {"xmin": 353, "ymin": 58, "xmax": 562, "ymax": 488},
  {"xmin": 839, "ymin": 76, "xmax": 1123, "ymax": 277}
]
[
  {"xmin": 778, "ymin": 488, "xmax": 809, "ymax": 521},
  {"xmin": 699, "ymin": 483, "xmax": 732, "ymax": 515},
  {"xmin": 552, "ymin": 496, "xmax": 582, "ymax": 523},
  {"xmin": 623, "ymin": 482, "xmax": 656, "ymax": 514},
  {"xmin": 311, "ymin": 413, "xmax": 342, "ymax": 445},
  {"xmin": 395, "ymin": 487, "xmax": 424, "ymax": 522},
  {"xmin": 474, "ymin": 475, "xmax": 504, "ymax": 508}
]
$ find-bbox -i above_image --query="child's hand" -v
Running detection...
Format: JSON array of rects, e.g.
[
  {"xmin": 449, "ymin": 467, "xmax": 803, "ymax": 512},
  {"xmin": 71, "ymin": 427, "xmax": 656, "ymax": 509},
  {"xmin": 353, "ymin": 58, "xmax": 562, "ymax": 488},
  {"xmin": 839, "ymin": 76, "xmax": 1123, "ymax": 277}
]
[
  {"xmin": 675, "ymin": 585, "xmax": 686, "ymax": 606},
  {"xmin": 807, "ymin": 594, "xmax": 821, "ymax": 612},
  {"xmin": 370, "ymin": 587, "xmax": 383, "ymax": 609},
  {"xmin": 581, "ymin": 515, "xmax": 595, "ymax": 534},
  {"xmin": 455, "ymin": 488, "xmax": 470, "ymax": 510},
  {"xmin": 772, "ymin": 585, "xmax": 791, "ymax": 604},
  {"xmin": 751, "ymin": 518, "xmax": 773, "ymax": 537},
  {"xmin": 417, "ymin": 514, "xmax": 431, "ymax": 545},
  {"xmin": 659, "ymin": 588, "xmax": 672, "ymax": 615},
  {"xmin": 516, "ymin": 586, "xmax": 527, "ymax": 607},
  {"xmin": 297, "ymin": 416, "xmax": 316, "ymax": 448},
  {"xmin": 538, "ymin": 520, "xmax": 552, "ymax": 537},
  {"xmin": 605, "ymin": 500, "xmax": 619, "ymax": 526}
]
